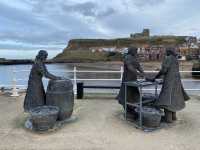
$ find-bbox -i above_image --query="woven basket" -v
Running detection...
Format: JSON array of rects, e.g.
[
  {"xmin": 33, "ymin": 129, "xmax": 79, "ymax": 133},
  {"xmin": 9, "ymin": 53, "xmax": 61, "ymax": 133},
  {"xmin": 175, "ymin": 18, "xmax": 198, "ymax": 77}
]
[
  {"xmin": 30, "ymin": 106, "xmax": 59, "ymax": 131},
  {"xmin": 135, "ymin": 106, "xmax": 163, "ymax": 128}
]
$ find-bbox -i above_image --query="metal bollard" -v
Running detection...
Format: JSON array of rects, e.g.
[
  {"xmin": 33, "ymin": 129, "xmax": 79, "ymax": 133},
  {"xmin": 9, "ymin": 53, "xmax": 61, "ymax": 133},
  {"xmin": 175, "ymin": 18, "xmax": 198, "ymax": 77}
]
[
  {"xmin": 73, "ymin": 66, "xmax": 77, "ymax": 95},
  {"xmin": 11, "ymin": 67, "xmax": 19, "ymax": 97},
  {"xmin": 120, "ymin": 66, "xmax": 123, "ymax": 83},
  {"xmin": 77, "ymin": 82, "xmax": 84, "ymax": 99}
]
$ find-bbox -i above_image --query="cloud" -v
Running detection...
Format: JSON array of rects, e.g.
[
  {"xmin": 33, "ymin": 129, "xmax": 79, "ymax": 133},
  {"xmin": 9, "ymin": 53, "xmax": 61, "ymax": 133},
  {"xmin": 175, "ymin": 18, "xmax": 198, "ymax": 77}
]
[
  {"xmin": 62, "ymin": 2, "xmax": 96, "ymax": 17},
  {"xmin": 132, "ymin": 0, "xmax": 166, "ymax": 7},
  {"xmin": 0, "ymin": 1, "xmax": 68, "ymax": 44},
  {"xmin": 62, "ymin": 2, "xmax": 115, "ymax": 18},
  {"xmin": 0, "ymin": 0, "xmax": 200, "ymax": 51},
  {"xmin": 0, "ymin": 0, "xmax": 107, "ymax": 50}
]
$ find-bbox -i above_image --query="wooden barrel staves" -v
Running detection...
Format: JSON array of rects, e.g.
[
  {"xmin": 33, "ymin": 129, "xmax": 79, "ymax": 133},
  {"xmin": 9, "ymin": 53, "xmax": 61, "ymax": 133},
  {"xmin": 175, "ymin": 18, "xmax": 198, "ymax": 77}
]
[{"xmin": 46, "ymin": 79, "xmax": 74, "ymax": 121}]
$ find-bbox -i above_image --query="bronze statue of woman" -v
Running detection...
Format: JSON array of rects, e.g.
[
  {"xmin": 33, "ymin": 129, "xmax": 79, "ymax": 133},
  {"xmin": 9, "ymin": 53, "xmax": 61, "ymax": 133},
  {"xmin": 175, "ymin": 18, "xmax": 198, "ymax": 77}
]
[
  {"xmin": 117, "ymin": 46, "xmax": 145, "ymax": 119},
  {"xmin": 24, "ymin": 50, "xmax": 62, "ymax": 112},
  {"xmin": 151, "ymin": 47, "xmax": 190, "ymax": 123}
]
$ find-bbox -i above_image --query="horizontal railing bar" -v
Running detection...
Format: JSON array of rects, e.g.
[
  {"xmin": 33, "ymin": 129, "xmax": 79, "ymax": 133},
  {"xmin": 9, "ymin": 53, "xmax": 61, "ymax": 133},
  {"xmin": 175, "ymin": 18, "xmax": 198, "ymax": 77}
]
[
  {"xmin": 14, "ymin": 71, "xmax": 30, "ymax": 73},
  {"xmin": 142, "ymin": 89, "xmax": 200, "ymax": 91},
  {"xmin": 16, "ymin": 79, "xmax": 122, "ymax": 81},
  {"xmin": 77, "ymin": 79, "xmax": 200, "ymax": 81},
  {"xmin": 0, "ymin": 85, "xmax": 13, "ymax": 87},
  {"xmin": 14, "ymin": 70, "xmax": 74, "ymax": 73},
  {"xmin": 17, "ymin": 79, "xmax": 121, "ymax": 81},
  {"xmin": 84, "ymin": 86, "xmax": 120, "ymax": 89},
  {"xmin": 0, "ymin": 85, "xmax": 27, "ymax": 87},
  {"xmin": 75, "ymin": 71, "xmax": 121, "ymax": 73},
  {"xmin": 1, "ymin": 84, "xmax": 200, "ymax": 91},
  {"xmin": 15, "ymin": 78, "xmax": 200, "ymax": 82},
  {"xmin": 14, "ymin": 70, "xmax": 121, "ymax": 73},
  {"xmin": 179, "ymin": 71, "xmax": 200, "ymax": 73},
  {"xmin": 13, "ymin": 70, "xmax": 200, "ymax": 73},
  {"xmin": 16, "ymin": 79, "xmax": 28, "ymax": 81},
  {"xmin": 77, "ymin": 79, "xmax": 121, "ymax": 81}
]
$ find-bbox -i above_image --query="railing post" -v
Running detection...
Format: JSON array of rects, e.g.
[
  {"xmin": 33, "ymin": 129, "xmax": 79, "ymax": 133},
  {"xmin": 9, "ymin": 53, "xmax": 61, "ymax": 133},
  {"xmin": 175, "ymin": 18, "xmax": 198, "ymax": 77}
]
[
  {"xmin": 11, "ymin": 66, "xmax": 19, "ymax": 97},
  {"xmin": 120, "ymin": 66, "xmax": 123, "ymax": 83},
  {"xmin": 73, "ymin": 66, "xmax": 77, "ymax": 95}
]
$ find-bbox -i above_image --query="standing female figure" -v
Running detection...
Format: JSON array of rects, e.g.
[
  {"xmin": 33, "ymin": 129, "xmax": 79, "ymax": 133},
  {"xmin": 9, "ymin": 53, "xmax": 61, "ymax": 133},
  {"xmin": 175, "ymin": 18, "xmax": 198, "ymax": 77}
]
[
  {"xmin": 152, "ymin": 47, "xmax": 190, "ymax": 122},
  {"xmin": 24, "ymin": 50, "xmax": 62, "ymax": 112},
  {"xmin": 117, "ymin": 46, "xmax": 145, "ymax": 118}
]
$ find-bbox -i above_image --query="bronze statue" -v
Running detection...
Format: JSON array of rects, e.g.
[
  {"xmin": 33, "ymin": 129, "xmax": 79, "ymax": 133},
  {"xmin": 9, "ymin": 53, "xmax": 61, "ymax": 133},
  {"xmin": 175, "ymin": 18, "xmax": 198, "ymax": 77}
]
[
  {"xmin": 117, "ymin": 46, "xmax": 145, "ymax": 118},
  {"xmin": 24, "ymin": 50, "xmax": 62, "ymax": 112},
  {"xmin": 151, "ymin": 47, "xmax": 190, "ymax": 123}
]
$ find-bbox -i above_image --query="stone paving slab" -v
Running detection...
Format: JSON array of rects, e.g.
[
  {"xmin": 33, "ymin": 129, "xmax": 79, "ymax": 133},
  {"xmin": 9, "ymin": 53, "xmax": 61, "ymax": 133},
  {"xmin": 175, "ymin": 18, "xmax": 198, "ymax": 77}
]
[{"xmin": 0, "ymin": 94, "xmax": 200, "ymax": 150}]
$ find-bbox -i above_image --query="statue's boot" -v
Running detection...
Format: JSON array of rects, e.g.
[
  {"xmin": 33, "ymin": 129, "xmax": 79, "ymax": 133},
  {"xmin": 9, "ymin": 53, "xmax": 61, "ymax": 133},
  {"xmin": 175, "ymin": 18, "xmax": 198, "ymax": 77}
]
[
  {"xmin": 164, "ymin": 109, "xmax": 173, "ymax": 123},
  {"xmin": 172, "ymin": 112, "xmax": 177, "ymax": 121}
]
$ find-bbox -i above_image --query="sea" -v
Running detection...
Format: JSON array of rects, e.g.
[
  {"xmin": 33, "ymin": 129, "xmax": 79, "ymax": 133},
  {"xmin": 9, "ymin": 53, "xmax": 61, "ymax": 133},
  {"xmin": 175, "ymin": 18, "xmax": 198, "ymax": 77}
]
[{"xmin": 0, "ymin": 50, "xmax": 200, "ymax": 95}]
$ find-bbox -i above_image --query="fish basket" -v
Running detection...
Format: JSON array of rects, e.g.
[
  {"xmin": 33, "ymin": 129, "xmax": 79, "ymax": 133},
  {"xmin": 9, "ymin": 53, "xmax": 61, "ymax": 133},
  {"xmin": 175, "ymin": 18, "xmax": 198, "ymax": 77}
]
[
  {"xmin": 30, "ymin": 106, "xmax": 59, "ymax": 131},
  {"xmin": 135, "ymin": 106, "xmax": 163, "ymax": 128}
]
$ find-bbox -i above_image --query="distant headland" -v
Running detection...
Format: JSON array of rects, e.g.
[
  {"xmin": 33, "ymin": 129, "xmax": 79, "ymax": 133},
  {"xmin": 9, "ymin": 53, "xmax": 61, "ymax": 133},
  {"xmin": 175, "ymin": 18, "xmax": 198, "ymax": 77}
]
[
  {"xmin": 1, "ymin": 29, "xmax": 199, "ymax": 64},
  {"xmin": 55, "ymin": 29, "xmax": 199, "ymax": 62}
]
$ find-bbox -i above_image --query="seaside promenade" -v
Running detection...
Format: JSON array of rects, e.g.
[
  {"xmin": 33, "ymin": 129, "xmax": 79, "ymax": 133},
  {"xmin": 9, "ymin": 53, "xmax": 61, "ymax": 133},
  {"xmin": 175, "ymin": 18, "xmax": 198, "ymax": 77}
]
[{"xmin": 0, "ymin": 93, "xmax": 200, "ymax": 150}]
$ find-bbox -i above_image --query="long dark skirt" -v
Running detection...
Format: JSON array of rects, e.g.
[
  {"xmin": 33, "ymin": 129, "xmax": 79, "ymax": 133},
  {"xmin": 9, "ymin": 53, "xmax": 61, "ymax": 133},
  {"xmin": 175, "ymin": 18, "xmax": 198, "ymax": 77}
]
[
  {"xmin": 117, "ymin": 83, "xmax": 140, "ymax": 108},
  {"xmin": 24, "ymin": 79, "xmax": 45, "ymax": 112}
]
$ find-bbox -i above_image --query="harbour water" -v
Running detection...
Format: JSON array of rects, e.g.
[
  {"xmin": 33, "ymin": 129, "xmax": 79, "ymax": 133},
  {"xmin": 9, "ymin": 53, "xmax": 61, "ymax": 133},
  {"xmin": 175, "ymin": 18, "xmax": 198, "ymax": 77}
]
[{"xmin": 0, "ymin": 63, "xmax": 200, "ymax": 95}]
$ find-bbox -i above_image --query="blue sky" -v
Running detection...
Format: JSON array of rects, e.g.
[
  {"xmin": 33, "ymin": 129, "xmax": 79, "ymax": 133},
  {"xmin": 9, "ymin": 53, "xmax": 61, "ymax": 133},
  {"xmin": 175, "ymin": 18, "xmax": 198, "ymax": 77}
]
[{"xmin": 1, "ymin": 0, "xmax": 200, "ymax": 51}]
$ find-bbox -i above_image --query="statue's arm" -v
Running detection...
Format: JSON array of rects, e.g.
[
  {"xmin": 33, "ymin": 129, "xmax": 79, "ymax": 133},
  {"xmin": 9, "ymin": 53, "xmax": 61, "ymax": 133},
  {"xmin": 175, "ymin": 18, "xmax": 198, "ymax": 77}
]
[
  {"xmin": 126, "ymin": 63, "xmax": 136, "ymax": 74},
  {"xmin": 40, "ymin": 63, "xmax": 61, "ymax": 80},
  {"xmin": 125, "ymin": 57, "xmax": 142, "ymax": 76},
  {"xmin": 155, "ymin": 56, "xmax": 171, "ymax": 79},
  {"xmin": 137, "ymin": 63, "xmax": 145, "ymax": 77}
]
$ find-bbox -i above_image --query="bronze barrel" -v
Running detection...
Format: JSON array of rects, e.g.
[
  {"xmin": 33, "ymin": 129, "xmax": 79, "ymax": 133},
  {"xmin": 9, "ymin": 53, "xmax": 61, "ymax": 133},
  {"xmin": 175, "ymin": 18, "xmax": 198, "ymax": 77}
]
[{"xmin": 46, "ymin": 79, "xmax": 74, "ymax": 121}]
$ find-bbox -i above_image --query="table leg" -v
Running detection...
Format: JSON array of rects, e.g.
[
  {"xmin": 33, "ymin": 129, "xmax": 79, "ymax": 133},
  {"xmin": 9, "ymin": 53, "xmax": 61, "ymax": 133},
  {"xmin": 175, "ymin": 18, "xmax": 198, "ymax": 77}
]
[
  {"xmin": 139, "ymin": 86, "xmax": 143, "ymax": 128},
  {"xmin": 125, "ymin": 84, "xmax": 127, "ymax": 120},
  {"xmin": 155, "ymin": 82, "xmax": 158, "ymax": 99}
]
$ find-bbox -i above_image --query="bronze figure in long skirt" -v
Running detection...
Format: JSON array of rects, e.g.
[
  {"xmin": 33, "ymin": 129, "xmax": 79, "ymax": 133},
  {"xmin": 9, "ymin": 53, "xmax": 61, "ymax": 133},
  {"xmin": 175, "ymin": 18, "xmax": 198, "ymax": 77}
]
[
  {"xmin": 117, "ymin": 46, "xmax": 145, "ymax": 118},
  {"xmin": 24, "ymin": 50, "xmax": 62, "ymax": 112},
  {"xmin": 152, "ymin": 47, "xmax": 190, "ymax": 122}
]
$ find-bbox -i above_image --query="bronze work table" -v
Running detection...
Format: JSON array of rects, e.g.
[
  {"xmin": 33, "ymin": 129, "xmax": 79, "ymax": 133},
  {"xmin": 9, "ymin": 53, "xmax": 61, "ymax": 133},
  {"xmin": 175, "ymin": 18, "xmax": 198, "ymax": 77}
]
[{"xmin": 124, "ymin": 80, "xmax": 161, "ymax": 131}]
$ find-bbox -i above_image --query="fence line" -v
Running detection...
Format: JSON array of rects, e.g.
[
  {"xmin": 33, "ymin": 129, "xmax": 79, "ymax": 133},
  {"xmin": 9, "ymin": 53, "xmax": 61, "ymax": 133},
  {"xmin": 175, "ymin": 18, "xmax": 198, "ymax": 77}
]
[
  {"xmin": 1, "ymin": 66, "xmax": 200, "ymax": 97},
  {"xmin": 13, "ymin": 70, "xmax": 200, "ymax": 73},
  {"xmin": 15, "ymin": 78, "xmax": 200, "ymax": 82}
]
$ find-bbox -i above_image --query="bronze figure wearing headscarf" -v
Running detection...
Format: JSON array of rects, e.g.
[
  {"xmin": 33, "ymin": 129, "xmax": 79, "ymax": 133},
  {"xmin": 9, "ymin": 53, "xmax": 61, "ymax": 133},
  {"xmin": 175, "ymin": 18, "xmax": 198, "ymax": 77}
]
[
  {"xmin": 117, "ymin": 46, "xmax": 145, "ymax": 118},
  {"xmin": 152, "ymin": 47, "xmax": 190, "ymax": 122},
  {"xmin": 24, "ymin": 50, "xmax": 62, "ymax": 112}
]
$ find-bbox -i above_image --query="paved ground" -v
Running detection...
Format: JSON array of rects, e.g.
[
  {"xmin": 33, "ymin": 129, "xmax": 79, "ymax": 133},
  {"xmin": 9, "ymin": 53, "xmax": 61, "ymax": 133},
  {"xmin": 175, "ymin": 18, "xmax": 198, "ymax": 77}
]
[{"xmin": 0, "ymin": 93, "xmax": 200, "ymax": 150}]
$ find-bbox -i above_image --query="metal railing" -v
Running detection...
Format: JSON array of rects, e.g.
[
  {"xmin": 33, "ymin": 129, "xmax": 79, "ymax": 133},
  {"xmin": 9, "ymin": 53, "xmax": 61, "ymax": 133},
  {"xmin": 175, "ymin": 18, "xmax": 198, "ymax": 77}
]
[{"xmin": 1, "ymin": 66, "xmax": 200, "ymax": 97}]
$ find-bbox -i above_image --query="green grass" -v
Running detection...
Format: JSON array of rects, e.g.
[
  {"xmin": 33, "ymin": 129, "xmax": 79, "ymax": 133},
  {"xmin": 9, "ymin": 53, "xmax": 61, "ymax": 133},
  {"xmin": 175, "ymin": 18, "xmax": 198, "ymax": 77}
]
[{"xmin": 55, "ymin": 50, "xmax": 122, "ymax": 62}]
